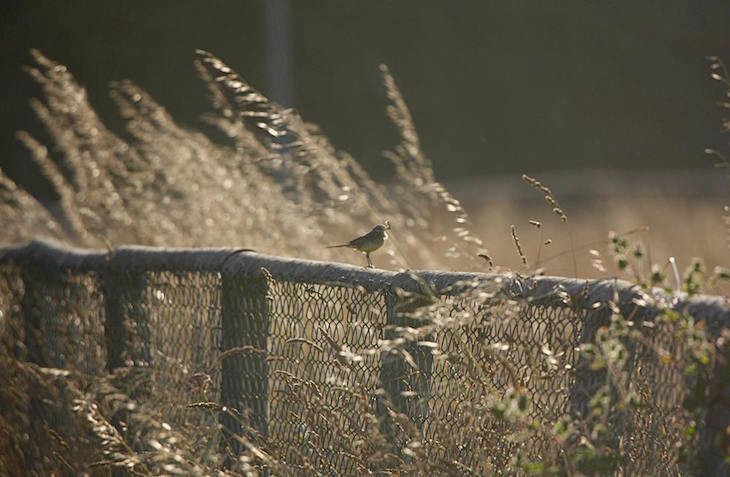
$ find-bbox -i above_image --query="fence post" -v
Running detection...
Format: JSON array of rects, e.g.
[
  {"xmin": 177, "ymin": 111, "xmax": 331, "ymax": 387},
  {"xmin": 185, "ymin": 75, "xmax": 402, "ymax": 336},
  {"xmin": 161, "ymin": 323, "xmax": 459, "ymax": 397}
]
[
  {"xmin": 219, "ymin": 267, "xmax": 271, "ymax": 461},
  {"xmin": 696, "ymin": 326, "xmax": 730, "ymax": 476},
  {"xmin": 568, "ymin": 305, "xmax": 611, "ymax": 420},
  {"xmin": 568, "ymin": 298, "xmax": 657, "ymax": 476},
  {"xmin": 100, "ymin": 259, "xmax": 150, "ymax": 477},
  {"xmin": 379, "ymin": 285, "xmax": 434, "ymax": 447},
  {"xmin": 103, "ymin": 264, "xmax": 150, "ymax": 372}
]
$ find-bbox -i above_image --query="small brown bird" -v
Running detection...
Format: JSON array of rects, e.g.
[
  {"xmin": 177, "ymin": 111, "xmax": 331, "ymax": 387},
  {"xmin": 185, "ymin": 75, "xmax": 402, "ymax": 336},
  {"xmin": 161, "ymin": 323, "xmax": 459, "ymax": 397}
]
[{"xmin": 327, "ymin": 221, "xmax": 391, "ymax": 268}]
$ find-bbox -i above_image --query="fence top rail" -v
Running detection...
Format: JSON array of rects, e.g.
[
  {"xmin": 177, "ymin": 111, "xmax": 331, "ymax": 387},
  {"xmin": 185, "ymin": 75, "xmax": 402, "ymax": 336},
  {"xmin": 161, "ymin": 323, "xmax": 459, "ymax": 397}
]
[{"xmin": 1, "ymin": 239, "xmax": 728, "ymax": 328}]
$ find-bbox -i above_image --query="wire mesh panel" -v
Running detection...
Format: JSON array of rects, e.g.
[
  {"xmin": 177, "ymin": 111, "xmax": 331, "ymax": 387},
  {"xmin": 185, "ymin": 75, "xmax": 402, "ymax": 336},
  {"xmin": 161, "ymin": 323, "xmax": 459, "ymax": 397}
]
[
  {"xmin": 22, "ymin": 265, "xmax": 106, "ymax": 376},
  {"xmin": 423, "ymin": 297, "xmax": 584, "ymax": 473},
  {"xmin": 266, "ymin": 280, "xmax": 387, "ymax": 475},
  {"xmin": 14, "ymin": 260, "xmax": 106, "ymax": 472},
  {"xmin": 139, "ymin": 271, "xmax": 223, "ymax": 448}
]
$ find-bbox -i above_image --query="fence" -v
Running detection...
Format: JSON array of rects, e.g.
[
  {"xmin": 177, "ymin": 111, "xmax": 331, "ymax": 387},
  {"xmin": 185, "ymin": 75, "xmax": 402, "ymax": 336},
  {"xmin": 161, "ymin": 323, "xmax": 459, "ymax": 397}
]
[{"xmin": 1, "ymin": 239, "xmax": 728, "ymax": 475}]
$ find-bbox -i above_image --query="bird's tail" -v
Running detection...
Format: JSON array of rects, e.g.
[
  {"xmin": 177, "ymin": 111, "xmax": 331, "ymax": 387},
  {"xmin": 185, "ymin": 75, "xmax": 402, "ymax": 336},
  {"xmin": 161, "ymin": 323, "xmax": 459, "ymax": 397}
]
[{"xmin": 326, "ymin": 244, "xmax": 350, "ymax": 249}]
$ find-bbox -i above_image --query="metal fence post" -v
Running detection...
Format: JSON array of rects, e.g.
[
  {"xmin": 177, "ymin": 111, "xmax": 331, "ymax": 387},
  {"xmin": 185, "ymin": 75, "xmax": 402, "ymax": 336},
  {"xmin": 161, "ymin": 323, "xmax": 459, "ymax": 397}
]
[
  {"xmin": 568, "ymin": 306, "xmax": 610, "ymax": 420},
  {"xmin": 568, "ymin": 300, "xmax": 654, "ymax": 476},
  {"xmin": 379, "ymin": 285, "xmax": 434, "ymax": 446},
  {"xmin": 103, "ymin": 265, "xmax": 150, "ymax": 372},
  {"xmin": 697, "ymin": 329, "xmax": 730, "ymax": 476},
  {"xmin": 101, "ymin": 259, "xmax": 150, "ymax": 477},
  {"xmin": 219, "ymin": 267, "xmax": 271, "ymax": 460}
]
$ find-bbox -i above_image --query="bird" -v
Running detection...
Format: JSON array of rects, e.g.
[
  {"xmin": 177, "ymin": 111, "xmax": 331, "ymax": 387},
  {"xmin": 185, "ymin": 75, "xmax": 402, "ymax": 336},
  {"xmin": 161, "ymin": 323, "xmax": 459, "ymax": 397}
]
[{"xmin": 327, "ymin": 220, "xmax": 391, "ymax": 268}]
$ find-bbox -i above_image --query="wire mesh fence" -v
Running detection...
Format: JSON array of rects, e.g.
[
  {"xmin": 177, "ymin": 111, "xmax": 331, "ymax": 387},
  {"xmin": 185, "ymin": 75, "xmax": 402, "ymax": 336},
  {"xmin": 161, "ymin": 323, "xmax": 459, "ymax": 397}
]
[{"xmin": 1, "ymin": 239, "xmax": 728, "ymax": 475}]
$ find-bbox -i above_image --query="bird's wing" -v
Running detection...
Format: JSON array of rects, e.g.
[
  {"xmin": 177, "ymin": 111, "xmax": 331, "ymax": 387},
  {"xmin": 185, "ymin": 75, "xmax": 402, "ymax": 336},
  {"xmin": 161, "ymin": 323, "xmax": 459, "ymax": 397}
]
[{"xmin": 347, "ymin": 232, "xmax": 372, "ymax": 249}]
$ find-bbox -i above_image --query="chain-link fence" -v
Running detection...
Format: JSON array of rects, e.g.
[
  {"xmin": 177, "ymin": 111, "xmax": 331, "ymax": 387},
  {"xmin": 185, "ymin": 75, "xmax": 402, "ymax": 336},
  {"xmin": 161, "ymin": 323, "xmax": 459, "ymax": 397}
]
[{"xmin": 1, "ymin": 239, "xmax": 728, "ymax": 475}]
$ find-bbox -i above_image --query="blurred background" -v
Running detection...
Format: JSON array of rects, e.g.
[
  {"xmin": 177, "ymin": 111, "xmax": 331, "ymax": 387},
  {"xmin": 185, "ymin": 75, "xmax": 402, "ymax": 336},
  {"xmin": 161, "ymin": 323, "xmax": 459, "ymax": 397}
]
[{"xmin": 1, "ymin": 0, "xmax": 729, "ymax": 275}]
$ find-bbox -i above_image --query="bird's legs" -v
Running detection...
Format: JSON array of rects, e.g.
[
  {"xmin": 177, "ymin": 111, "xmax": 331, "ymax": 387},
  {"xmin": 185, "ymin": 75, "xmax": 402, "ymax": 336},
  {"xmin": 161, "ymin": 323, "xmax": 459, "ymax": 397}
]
[{"xmin": 366, "ymin": 252, "xmax": 373, "ymax": 268}]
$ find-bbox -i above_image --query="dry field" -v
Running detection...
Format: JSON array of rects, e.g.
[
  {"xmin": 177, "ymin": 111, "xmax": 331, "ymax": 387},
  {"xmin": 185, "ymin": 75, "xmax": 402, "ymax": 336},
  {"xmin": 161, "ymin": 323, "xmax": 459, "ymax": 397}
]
[{"xmin": 448, "ymin": 170, "xmax": 728, "ymax": 281}]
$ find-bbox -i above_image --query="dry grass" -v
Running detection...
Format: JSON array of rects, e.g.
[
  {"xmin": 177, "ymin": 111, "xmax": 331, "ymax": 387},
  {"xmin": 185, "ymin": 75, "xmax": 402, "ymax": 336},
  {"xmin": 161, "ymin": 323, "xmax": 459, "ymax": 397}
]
[{"xmin": 1, "ymin": 50, "xmax": 486, "ymax": 274}]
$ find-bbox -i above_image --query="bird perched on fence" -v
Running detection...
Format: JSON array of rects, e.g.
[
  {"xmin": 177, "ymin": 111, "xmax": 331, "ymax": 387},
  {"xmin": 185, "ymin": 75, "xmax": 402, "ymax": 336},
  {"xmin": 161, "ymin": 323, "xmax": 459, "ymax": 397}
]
[{"xmin": 327, "ymin": 221, "xmax": 391, "ymax": 268}]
